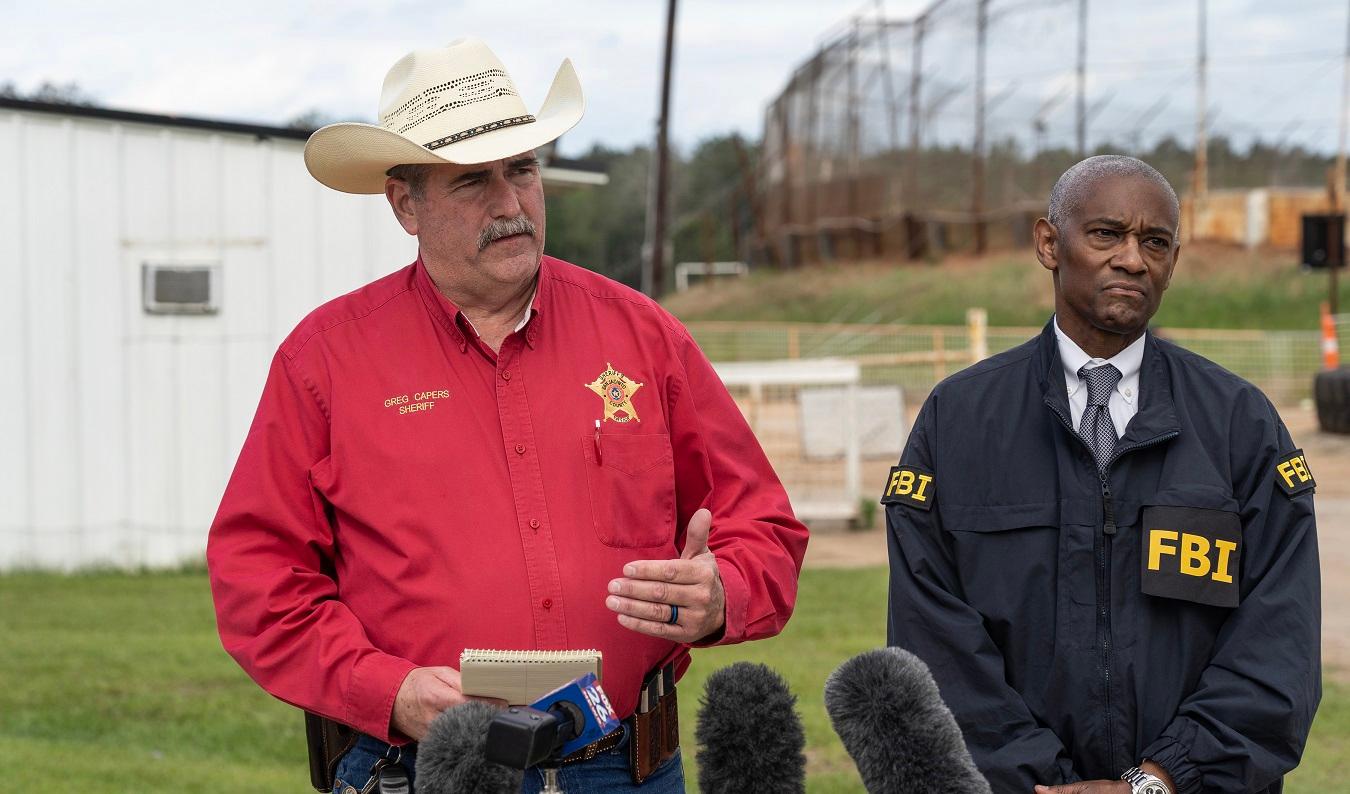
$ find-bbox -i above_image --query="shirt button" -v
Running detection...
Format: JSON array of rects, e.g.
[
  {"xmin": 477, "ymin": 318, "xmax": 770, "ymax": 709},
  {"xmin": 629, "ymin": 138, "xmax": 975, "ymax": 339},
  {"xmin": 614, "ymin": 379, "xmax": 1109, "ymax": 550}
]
[
  {"xmin": 542, "ymin": 598, "xmax": 553, "ymax": 609},
  {"xmin": 529, "ymin": 519, "xmax": 540, "ymax": 529},
  {"xmin": 515, "ymin": 443, "xmax": 526, "ymax": 455},
  {"xmin": 501, "ymin": 370, "xmax": 512, "ymax": 380}
]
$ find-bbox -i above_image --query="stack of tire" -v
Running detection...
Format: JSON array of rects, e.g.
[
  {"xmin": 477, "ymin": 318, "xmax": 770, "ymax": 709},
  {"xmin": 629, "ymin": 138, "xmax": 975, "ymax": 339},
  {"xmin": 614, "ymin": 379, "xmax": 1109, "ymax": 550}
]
[{"xmin": 1316, "ymin": 368, "xmax": 1350, "ymax": 434}]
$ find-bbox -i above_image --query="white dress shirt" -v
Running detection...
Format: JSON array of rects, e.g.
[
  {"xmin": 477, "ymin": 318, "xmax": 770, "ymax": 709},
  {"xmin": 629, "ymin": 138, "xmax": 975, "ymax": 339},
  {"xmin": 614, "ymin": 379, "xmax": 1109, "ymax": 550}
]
[{"xmin": 1054, "ymin": 316, "xmax": 1145, "ymax": 439}]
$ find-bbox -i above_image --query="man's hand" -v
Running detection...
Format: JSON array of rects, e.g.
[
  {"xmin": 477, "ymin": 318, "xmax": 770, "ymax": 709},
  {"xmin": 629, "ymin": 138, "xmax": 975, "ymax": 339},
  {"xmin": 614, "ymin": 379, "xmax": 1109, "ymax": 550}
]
[
  {"xmin": 1034, "ymin": 782, "xmax": 1129, "ymax": 794},
  {"xmin": 606, "ymin": 508, "xmax": 726, "ymax": 643},
  {"xmin": 1033, "ymin": 759, "xmax": 1175, "ymax": 794},
  {"xmin": 390, "ymin": 666, "xmax": 482, "ymax": 741}
]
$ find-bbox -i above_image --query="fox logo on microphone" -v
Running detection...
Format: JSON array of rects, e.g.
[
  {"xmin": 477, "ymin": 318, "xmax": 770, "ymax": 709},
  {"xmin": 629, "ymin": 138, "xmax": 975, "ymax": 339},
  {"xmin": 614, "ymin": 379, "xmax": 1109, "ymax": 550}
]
[{"xmin": 580, "ymin": 675, "xmax": 618, "ymax": 732}]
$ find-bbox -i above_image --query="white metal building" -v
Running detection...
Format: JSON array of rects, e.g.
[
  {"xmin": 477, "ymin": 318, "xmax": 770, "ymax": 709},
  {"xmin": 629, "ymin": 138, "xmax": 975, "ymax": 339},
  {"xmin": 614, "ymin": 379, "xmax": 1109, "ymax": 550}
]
[{"xmin": 0, "ymin": 98, "xmax": 604, "ymax": 570}]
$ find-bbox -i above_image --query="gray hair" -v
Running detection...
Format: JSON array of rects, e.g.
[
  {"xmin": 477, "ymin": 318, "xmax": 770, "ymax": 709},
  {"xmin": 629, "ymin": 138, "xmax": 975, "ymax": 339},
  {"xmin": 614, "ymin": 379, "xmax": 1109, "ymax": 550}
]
[
  {"xmin": 386, "ymin": 163, "xmax": 433, "ymax": 200},
  {"xmin": 1046, "ymin": 155, "xmax": 1179, "ymax": 231}
]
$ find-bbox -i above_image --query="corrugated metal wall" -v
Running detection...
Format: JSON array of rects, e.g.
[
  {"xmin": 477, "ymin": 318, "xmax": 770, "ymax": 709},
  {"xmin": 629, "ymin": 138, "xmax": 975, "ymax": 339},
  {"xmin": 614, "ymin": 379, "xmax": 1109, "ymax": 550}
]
[{"xmin": 0, "ymin": 109, "xmax": 416, "ymax": 570}]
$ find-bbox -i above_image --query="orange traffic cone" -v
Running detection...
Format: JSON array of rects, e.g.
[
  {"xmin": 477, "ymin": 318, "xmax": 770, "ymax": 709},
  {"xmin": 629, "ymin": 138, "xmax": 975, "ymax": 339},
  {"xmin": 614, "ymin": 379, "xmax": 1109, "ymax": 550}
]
[{"xmin": 1322, "ymin": 302, "xmax": 1341, "ymax": 370}]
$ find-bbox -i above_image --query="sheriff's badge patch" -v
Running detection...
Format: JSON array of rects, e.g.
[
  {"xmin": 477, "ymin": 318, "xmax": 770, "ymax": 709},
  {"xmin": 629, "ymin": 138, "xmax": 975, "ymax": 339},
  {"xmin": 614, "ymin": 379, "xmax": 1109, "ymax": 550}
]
[{"xmin": 586, "ymin": 363, "xmax": 643, "ymax": 423}]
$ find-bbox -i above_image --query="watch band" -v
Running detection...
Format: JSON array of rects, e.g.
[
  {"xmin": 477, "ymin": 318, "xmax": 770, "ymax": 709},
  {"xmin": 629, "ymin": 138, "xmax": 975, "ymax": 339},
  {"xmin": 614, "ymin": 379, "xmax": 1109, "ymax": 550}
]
[{"xmin": 1121, "ymin": 766, "xmax": 1170, "ymax": 794}]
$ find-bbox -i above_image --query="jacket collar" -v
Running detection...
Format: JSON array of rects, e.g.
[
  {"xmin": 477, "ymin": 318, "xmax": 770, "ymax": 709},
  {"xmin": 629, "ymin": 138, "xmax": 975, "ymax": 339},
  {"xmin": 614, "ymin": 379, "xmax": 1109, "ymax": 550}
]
[{"xmin": 1035, "ymin": 319, "xmax": 1180, "ymax": 450}]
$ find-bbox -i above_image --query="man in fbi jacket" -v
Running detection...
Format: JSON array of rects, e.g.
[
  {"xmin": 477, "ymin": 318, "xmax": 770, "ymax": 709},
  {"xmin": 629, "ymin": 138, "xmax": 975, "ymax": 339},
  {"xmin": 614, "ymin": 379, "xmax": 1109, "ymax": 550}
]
[
  {"xmin": 207, "ymin": 39, "xmax": 807, "ymax": 792},
  {"xmin": 884, "ymin": 155, "xmax": 1320, "ymax": 794}
]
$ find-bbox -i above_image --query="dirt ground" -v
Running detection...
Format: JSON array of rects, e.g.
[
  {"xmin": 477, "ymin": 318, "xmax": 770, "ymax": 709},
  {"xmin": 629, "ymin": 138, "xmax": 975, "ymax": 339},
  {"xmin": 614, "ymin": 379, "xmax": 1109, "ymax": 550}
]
[{"xmin": 801, "ymin": 403, "xmax": 1350, "ymax": 680}]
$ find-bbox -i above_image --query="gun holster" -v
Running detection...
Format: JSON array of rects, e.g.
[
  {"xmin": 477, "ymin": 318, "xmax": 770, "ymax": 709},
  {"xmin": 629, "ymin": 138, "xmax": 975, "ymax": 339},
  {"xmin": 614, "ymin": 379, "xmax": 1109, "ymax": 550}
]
[
  {"xmin": 305, "ymin": 711, "xmax": 358, "ymax": 792},
  {"xmin": 628, "ymin": 663, "xmax": 679, "ymax": 784}
]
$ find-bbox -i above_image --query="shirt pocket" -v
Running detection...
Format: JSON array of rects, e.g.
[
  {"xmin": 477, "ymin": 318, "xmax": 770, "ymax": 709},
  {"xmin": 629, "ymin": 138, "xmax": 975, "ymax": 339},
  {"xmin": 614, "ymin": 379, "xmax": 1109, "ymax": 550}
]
[
  {"xmin": 1116, "ymin": 487, "xmax": 1243, "ymax": 609},
  {"xmin": 581, "ymin": 433, "xmax": 676, "ymax": 548},
  {"xmin": 938, "ymin": 501, "xmax": 1082, "ymax": 621}
]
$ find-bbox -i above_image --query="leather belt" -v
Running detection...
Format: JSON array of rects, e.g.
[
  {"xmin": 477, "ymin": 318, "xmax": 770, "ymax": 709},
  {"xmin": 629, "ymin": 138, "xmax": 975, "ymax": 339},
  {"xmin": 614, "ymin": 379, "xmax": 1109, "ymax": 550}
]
[
  {"xmin": 550, "ymin": 662, "xmax": 682, "ymax": 770},
  {"xmin": 560, "ymin": 720, "xmax": 627, "ymax": 764}
]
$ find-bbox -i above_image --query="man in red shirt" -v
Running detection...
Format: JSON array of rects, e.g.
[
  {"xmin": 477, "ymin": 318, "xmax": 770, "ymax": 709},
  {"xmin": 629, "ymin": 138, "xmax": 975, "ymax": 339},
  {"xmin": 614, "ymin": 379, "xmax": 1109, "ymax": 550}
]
[{"xmin": 207, "ymin": 38, "xmax": 808, "ymax": 792}]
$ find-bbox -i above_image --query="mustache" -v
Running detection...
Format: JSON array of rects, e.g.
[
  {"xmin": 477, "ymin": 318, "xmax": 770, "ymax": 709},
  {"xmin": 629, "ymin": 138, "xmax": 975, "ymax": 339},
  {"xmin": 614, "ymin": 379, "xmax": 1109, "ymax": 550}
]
[{"xmin": 477, "ymin": 216, "xmax": 537, "ymax": 251}]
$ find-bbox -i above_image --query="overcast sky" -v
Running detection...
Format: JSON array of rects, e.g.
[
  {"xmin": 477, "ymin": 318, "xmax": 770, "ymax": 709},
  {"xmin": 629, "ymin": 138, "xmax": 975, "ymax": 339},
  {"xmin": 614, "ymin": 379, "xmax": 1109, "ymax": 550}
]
[
  {"xmin": 1, "ymin": 0, "xmax": 926, "ymax": 156},
  {"xmin": 3, "ymin": 0, "xmax": 1346, "ymax": 157}
]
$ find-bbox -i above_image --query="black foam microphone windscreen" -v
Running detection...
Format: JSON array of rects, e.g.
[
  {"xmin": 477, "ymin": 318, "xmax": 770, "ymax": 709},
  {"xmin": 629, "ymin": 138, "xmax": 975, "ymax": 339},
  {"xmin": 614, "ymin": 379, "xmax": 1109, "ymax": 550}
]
[
  {"xmin": 824, "ymin": 647, "xmax": 992, "ymax": 794},
  {"xmin": 414, "ymin": 701, "xmax": 524, "ymax": 794},
  {"xmin": 695, "ymin": 661, "xmax": 807, "ymax": 794}
]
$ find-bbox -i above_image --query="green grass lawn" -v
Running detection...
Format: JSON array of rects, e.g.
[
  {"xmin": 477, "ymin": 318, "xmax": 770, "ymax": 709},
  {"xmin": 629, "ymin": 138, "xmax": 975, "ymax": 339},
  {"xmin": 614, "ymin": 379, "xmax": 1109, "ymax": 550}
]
[
  {"xmin": 661, "ymin": 244, "xmax": 1350, "ymax": 331},
  {"xmin": 0, "ymin": 568, "xmax": 1343, "ymax": 792}
]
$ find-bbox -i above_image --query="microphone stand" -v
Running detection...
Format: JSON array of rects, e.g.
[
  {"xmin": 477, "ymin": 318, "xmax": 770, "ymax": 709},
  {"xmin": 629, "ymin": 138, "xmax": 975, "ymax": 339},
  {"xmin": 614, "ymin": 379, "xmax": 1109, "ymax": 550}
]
[{"xmin": 539, "ymin": 762, "xmax": 564, "ymax": 794}]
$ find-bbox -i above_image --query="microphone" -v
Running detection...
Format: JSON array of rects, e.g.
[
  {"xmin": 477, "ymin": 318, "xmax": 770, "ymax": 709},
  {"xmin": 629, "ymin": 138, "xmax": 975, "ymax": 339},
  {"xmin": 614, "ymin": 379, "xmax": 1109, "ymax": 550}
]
[
  {"xmin": 485, "ymin": 673, "xmax": 621, "ymax": 770},
  {"xmin": 695, "ymin": 662, "xmax": 806, "ymax": 794},
  {"xmin": 824, "ymin": 647, "xmax": 992, "ymax": 794},
  {"xmin": 414, "ymin": 700, "xmax": 524, "ymax": 794}
]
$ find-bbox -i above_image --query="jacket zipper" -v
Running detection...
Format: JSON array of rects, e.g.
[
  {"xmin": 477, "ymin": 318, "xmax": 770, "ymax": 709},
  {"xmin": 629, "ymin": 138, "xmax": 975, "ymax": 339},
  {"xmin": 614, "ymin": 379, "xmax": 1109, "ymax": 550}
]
[
  {"xmin": 1094, "ymin": 432, "xmax": 1176, "ymax": 771},
  {"xmin": 1049, "ymin": 401, "xmax": 1177, "ymax": 772},
  {"xmin": 1095, "ymin": 431, "xmax": 1180, "ymax": 534}
]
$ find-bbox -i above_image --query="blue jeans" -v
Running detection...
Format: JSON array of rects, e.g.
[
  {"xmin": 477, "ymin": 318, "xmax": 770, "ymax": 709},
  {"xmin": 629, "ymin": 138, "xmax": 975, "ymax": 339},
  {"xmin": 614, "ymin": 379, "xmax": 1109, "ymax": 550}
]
[{"xmin": 332, "ymin": 724, "xmax": 685, "ymax": 793}]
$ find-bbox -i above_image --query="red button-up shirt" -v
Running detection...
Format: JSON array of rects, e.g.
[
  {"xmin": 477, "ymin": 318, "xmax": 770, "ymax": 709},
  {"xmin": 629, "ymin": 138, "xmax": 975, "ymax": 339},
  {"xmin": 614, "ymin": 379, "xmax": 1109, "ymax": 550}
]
[{"xmin": 207, "ymin": 256, "xmax": 808, "ymax": 742}]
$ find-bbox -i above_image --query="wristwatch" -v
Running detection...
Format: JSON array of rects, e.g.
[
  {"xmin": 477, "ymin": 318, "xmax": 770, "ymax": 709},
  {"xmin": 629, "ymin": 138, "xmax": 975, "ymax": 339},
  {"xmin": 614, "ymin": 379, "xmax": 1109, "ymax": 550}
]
[{"xmin": 1121, "ymin": 766, "xmax": 1170, "ymax": 794}]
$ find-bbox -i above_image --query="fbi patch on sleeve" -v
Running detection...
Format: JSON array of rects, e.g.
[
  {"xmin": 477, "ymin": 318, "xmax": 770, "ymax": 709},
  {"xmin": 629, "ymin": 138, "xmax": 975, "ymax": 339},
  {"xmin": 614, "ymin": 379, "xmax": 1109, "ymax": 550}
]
[
  {"xmin": 881, "ymin": 465, "xmax": 936, "ymax": 510},
  {"xmin": 1273, "ymin": 449, "xmax": 1316, "ymax": 497}
]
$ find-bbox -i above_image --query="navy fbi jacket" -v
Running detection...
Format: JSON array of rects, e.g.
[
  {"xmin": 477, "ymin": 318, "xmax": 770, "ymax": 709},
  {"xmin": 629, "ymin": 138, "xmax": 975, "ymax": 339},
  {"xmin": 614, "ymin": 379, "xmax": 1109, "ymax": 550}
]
[{"xmin": 886, "ymin": 322, "xmax": 1321, "ymax": 794}]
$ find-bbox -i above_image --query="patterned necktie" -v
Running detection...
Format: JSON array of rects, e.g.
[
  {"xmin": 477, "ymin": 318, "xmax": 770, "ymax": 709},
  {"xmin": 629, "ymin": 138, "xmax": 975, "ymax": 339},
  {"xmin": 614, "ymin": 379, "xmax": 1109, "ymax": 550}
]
[{"xmin": 1078, "ymin": 364, "xmax": 1122, "ymax": 472}]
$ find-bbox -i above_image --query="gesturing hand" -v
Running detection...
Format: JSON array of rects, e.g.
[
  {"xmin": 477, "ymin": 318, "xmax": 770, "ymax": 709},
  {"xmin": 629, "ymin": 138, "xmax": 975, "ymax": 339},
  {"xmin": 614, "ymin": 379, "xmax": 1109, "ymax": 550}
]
[{"xmin": 606, "ymin": 508, "xmax": 726, "ymax": 643}]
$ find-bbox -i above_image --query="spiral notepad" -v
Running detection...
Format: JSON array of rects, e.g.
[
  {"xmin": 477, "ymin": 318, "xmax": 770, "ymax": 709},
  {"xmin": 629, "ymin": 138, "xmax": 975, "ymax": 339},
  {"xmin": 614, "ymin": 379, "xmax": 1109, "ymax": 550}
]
[{"xmin": 459, "ymin": 648, "xmax": 603, "ymax": 705}]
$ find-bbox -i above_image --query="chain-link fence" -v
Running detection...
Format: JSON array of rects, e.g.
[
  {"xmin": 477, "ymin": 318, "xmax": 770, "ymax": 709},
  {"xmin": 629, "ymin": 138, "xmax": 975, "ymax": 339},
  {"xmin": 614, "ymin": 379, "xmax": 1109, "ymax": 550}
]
[{"xmin": 756, "ymin": 0, "xmax": 1348, "ymax": 265}]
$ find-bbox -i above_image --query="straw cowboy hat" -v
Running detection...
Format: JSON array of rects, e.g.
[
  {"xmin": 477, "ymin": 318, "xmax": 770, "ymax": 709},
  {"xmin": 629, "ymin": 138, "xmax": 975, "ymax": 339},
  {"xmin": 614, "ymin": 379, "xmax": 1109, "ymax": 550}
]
[{"xmin": 304, "ymin": 38, "xmax": 584, "ymax": 194}]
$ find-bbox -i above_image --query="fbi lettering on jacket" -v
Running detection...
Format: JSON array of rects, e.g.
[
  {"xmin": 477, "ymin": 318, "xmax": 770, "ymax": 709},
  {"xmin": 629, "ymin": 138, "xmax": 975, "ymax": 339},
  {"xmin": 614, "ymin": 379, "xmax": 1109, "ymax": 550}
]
[{"xmin": 1140, "ymin": 505, "xmax": 1241, "ymax": 608}]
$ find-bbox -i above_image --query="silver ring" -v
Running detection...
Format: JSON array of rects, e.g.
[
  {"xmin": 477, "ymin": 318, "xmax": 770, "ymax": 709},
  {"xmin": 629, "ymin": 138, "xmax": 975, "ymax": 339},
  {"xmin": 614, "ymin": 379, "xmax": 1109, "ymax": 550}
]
[{"xmin": 666, "ymin": 604, "xmax": 679, "ymax": 625}]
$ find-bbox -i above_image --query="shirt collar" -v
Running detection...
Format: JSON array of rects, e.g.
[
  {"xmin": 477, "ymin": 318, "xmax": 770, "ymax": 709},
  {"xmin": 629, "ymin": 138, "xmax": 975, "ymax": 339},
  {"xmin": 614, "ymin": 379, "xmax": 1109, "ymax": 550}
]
[
  {"xmin": 459, "ymin": 291, "xmax": 537, "ymax": 336},
  {"xmin": 1054, "ymin": 315, "xmax": 1146, "ymax": 405},
  {"xmin": 412, "ymin": 255, "xmax": 547, "ymax": 351}
]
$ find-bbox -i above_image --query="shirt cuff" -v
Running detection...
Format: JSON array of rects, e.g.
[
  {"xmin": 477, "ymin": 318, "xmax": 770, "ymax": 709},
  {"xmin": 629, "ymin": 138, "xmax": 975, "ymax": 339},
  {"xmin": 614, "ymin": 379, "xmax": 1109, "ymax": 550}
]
[
  {"xmin": 692, "ymin": 557, "xmax": 749, "ymax": 647},
  {"xmin": 345, "ymin": 651, "xmax": 419, "ymax": 743},
  {"xmin": 1142, "ymin": 718, "xmax": 1203, "ymax": 794}
]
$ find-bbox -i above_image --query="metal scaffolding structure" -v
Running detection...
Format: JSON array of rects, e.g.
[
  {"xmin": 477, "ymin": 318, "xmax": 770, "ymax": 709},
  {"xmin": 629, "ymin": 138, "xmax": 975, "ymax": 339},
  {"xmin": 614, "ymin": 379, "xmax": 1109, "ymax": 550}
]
[{"xmin": 756, "ymin": 0, "xmax": 1350, "ymax": 266}]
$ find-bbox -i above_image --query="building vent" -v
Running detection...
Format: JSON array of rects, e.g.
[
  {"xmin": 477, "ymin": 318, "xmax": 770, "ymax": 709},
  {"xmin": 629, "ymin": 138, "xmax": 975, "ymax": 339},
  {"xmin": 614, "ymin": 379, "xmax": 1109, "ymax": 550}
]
[{"xmin": 142, "ymin": 264, "xmax": 219, "ymax": 314}]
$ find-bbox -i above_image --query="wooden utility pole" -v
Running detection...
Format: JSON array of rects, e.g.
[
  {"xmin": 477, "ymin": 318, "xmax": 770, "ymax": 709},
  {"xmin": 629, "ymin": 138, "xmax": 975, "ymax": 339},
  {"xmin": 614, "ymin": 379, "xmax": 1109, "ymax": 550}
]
[
  {"xmin": 641, "ymin": 0, "xmax": 678, "ymax": 297},
  {"xmin": 973, "ymin": 0, "xmax": 989, "ymax": 254},
  {"xmin": 776, "ymin": 99, "xmax": 793, "ymax": 266},
  {"xmin": 1076, "ymin": 0, "xmax": 1088, "ymax": 156},
  {"xmin": 1192, "ymin": 0, "xmax": 1209, "ymax": 208}
]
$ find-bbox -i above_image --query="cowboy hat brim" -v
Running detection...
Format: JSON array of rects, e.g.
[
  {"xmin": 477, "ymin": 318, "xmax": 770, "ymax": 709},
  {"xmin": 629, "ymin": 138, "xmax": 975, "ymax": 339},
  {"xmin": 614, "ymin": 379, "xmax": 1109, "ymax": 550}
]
[{"xmin": 304, "ymin": 58, "xmax": 584, "ymax": 195}]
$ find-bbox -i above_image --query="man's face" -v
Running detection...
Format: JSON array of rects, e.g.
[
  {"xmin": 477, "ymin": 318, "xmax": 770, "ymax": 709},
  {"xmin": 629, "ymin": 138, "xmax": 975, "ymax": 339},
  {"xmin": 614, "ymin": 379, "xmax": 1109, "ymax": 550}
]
[
  {"xmin": 1036, "ymin": 174, "xmax": 1180, "ymax": 343},
  {"xmin": 389, "ymin": 152, "xmax": 547, "ymax": 290}
]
